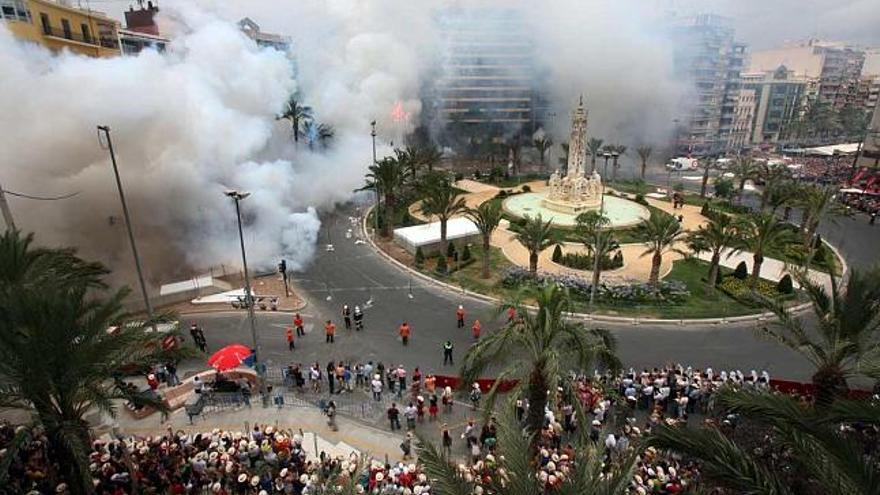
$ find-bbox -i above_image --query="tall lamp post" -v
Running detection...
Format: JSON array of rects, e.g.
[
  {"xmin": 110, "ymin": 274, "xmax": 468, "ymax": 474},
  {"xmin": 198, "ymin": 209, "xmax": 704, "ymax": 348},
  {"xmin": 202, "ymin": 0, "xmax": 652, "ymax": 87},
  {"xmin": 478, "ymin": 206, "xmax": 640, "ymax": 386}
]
[
  {"xmin": 370, "ymin": 120, "xmax": 380, "ymax": 235},
  {"xmin": 224, "ymin": 190, "xmax": 265, "ymax": 397},
  {"xmin": 97, "ymin": 126, "xmax": 156, "ymax": 331}
]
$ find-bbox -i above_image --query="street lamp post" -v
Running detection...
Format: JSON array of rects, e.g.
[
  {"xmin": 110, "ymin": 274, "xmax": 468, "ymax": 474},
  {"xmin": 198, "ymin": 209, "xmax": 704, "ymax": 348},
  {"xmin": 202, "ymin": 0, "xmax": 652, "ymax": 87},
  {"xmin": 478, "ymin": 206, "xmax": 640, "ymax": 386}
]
[
  {"xmin": 97, "ymin": 126, "xmax": 156, "ymax": 332},
  {"xmin": 224, "ymin": 190, "xmax": 265, "ymax": 398},
  {"xmin": 611, "ymin": 151, "xmax": 620, "ymax": 182},
  {"xmin": 602, "ymin": 152, "xmax": 611, "ymax": 177},
  {"xmin": 371, "ymin": 120, "xmax": 380, "ymax": 235}
]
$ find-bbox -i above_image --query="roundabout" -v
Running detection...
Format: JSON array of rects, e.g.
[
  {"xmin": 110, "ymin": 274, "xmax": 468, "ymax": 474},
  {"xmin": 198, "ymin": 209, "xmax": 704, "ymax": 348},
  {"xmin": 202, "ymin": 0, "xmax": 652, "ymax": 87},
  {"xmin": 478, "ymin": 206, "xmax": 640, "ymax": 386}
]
[{"xmin": 503, "ymin": 191, "xmax": 651, "ymax": 228}]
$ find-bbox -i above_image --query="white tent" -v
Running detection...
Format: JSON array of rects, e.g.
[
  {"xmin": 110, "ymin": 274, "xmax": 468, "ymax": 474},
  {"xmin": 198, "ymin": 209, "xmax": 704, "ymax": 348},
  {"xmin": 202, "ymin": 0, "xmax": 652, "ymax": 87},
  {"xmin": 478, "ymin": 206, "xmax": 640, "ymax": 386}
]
[{"xmin": 803, "ymin": 143, "xmax": 861, "ymax": 156}]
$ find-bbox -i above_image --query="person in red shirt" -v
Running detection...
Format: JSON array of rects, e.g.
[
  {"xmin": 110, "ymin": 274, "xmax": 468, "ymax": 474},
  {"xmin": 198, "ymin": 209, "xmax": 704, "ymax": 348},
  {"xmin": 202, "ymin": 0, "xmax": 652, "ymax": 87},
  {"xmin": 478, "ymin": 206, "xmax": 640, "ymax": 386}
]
[
  {"xmin": 146, "ymin": 373, "xmax": 159, "ymax": 391},
  {"xmin": 399, "ymin": 321, "xmax": 411, "ymax": 346},
  {"xmin": 325, "ymin": 320, "xmax": 336, "ymax": 343},
  {"xmin": 286, "ymin": 327, "xmax": 295, "ymax": 351},
  {"xmin": 471, "ymin": 319, "xmax": 482, "ymax": 340},
  {"xmin": 293, "ymin": 313, "xmax": 304, "ymax": 336},
  {"xmin": 456, "ymin": 305, "xmax": 465, "ymax": 328},
  {"xmin": 507, "ymin": 306, "xmax": 516, "ymax": 323}
]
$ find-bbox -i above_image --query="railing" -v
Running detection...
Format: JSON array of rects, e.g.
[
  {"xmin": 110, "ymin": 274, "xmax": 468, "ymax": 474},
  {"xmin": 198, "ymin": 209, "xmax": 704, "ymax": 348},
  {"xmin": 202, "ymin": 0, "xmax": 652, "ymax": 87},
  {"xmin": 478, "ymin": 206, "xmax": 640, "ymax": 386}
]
[{"xmin": 41, "ymin": 25, "xmax": 118, "ymax": 49}]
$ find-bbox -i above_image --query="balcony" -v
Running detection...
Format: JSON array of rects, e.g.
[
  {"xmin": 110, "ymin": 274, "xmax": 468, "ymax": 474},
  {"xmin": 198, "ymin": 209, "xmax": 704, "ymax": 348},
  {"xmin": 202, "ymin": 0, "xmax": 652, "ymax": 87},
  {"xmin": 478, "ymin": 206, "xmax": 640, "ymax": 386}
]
[{"xmin": 41, "ymin": 25, "xmax": 118, "ymax": 49}]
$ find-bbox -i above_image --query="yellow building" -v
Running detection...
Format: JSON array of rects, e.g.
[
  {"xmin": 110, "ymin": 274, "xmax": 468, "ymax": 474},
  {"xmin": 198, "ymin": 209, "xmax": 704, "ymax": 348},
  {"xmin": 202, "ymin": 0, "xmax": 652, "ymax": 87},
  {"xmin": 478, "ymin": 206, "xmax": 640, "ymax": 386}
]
[{"xmin": 1, "ymin": 0, "xmax": 120, "ymax": 57}]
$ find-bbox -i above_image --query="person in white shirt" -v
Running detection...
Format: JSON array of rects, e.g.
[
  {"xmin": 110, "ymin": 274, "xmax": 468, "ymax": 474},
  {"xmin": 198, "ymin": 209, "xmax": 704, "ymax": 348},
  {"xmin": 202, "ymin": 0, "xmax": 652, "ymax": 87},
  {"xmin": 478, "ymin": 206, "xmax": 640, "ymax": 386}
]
[{"xmin": 371, "ymin": 374, "xmax": 383, "ymax": 401}]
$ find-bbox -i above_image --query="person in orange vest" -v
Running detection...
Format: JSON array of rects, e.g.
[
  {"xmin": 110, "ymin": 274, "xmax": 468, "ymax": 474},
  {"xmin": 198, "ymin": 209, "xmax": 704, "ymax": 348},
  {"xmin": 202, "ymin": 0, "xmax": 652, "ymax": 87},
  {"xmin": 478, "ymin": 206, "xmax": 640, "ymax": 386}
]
[
  {"xmin": 471, "ymin": 319, "xmax": 482, "ymax": 340},
  {"xmin": 286, "ymin": 327, "xmax": 295, "ymax": 351},
  {"xmin": 399, "ymin": 321, "xmax": 411, "ymax": 346},
  {"xmin": 293, "ymin": 313, "xmax": 305, "ymax": 336},
  {"xmin": 456, "ymin": 305, "xmax": 465, "ymax": 328},
  {"xmin": 324, "ymin": 320, "xmax": 336, "ymax": 343}
]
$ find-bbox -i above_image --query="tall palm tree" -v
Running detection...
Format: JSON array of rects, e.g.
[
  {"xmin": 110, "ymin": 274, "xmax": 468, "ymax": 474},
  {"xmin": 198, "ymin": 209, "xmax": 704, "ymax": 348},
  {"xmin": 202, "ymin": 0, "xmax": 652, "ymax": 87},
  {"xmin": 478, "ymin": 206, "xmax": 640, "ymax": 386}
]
[
  {"xmin": 796, "ymin": 185, "xmax": 841, "ymax": 252},
  {"xmin": 636, "ymin": 146, "xmax": 652, "ymax": 180},
  {"xmin": 460, "ymin": 285, "xmax": 620, "ymax": 437},
  {"xmin": 686, "ymin": 213, "xmax": 740, "ymax": 286},
  {"xmin": 587, "ymin": 137, "xmax": 604, "ymax": 173},
  {"xmin": 729, "ymin": 157, "xmax": 758, "ymax": 202},
  {"xmin": 515, "ymin": 214, "xmax": 555, "ymax": 274},
  {"xmin": 699, "ymin": 158, "xmax": 717, "ymax": 199},
  {"xmin": 735, "ymin": 213, "xmax": 795, "ymax": 289},
  {"xmin": 533, "ymin": 134, "xmax": 553, "ymax": 168},
  {"xmin": 648, "ymin": 388, "xmax": 880, "ymax": 495},
  {"xmin": 464, "ymin": 201, "xmax": 503, "ymax": 279},
  {"xmin": 303, "ymin": 121, "xmax": 334, "ymax": 149},
  {"xmin": 417, "ymin": 399, "xmax": 638, "ymax": 495},
  {"xmin": 277, "ymin": 94, "xmax": 312, "ymax": 143},
  {"xmin": 418, "ymin": 174, "xmax": 467, "ymax": 256},
  {"xmin": 638, "ymin": 214, "xmax": 686, "ymax": 287},
  {"xmin": 361, "ymin": 156, "xmax": 407, "ymax": 237},
  {"xmin": 0, "ymin": 231, "xmax": 183, "ymax": 495},
  {"xmin": 760, "ymin": 264, "xmax": 880, "ymax": 406},
  {"xmin": 611, "ymin": 144, "xmax": 626, "ymax": 182},
  {"xmin": 575, "ymin": 211, "xmax": 615, "ymax": 305}
]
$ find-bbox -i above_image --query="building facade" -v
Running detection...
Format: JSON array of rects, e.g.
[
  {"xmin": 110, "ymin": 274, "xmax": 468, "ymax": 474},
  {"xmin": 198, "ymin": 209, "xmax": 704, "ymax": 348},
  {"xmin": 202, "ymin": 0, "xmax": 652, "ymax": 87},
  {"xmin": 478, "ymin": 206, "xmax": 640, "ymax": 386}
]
[
  {"xmin": 1, "ymin": 0, "xmax": 120, "ymax": 57},
  {"xmin": 742, "ymin": 66, "xmax": 808, "ymax": 145},
  {"xmin": 118, "ymin": 2, "xmax": 166, "ymax": 56},
  {"xmin": 238, "ymin": 17, "xmax": 291, "ymax": 53},
  {"xmin": 431, "ymin": 6, "xmax": 544, "ymax": 143},
  {"xmin": 750, "ymin": 40, "xmax": 865, "ymax": 111},
  {"xmin": 670, "ymin": 14, "xmax": 748, "ymax": 154}
]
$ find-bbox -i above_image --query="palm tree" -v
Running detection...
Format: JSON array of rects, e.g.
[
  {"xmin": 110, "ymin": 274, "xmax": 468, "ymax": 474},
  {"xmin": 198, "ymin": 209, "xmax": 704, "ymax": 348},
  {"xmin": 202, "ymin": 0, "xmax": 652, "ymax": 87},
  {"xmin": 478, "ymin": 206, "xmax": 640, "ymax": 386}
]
[
  {"xmin": 575, "ymin": 211, "xmax": 615, "ymax": 305},
  {"xmin": 729, "ymin": 157, "xmax": 758, "ymax": 203},
  {"xmin": 460, "ymin": 285, "xmax": 620, "ymax": 437},
  {"xmin": 760, "ymin": 264, "xmax": 880, "ymax": 406},
  {"xmin": 533, "ymin": 134, "xmax": 553, "ymax": 168},
  {"xmin": 735, "ymin": 213, "xmax": 795, "ymax": 289},
  {"xmin": 416, "ymin": 144, "xmax": 443, "ymax": 174},
  {"xmin": 418, "ymin": 174, "xmax": 467, "ymax": 256},
  {"xmin": 796, "ymin": 185, "xmax": 841, "ymax": 253},
  {"xmin": 686, "ymin": 212, "xmax": 740, "ymax": 287},
  {"xmin": 417, "ymin": 398, "xmax": 638, "ymax": 495},
  {"xmin": 698, "ymin": 158, "xmax": 718, "ymax": 199},
  {"xmin": 756, "ymin": 163, "xmax": 792, "ymax": 211},
  {"xmin": 515, "ymin": 214, "xmax": 555, "ymax": 274},
  {"xmin": 636, "ymin": 146, "xmax": 652, "ymax": 180},
  {"xmin": 361, "ymin": 156, "xmax": 407, "ymax": 237},
  {"xmin": 587, "ymin": 137, "xmax": 604, "ymax": 173},
  {"xmin": 611, "ymin": 144, "xmax": 626, "ymax": 182},
  {"xmin": 765, "ymin": 180, "xmax": 800, "ymax": 215},
  {"xmin": 638, "ymin": 214, "xmax": 686, "ymax": 287},
  {"xmin": 464, "ymin": 201, "xmax": 503, "ymax": 279},
  {"xmin": 277, "ymin": 94, "xmax": 312, "ymax": 143},
  {"xmin": 303, "ymin": 121, "xmax": 334, "ymax": 149},
  {"xmin": 0, "ymin": 231, "xmax": 184, "ymax": 495},
  {"xmin": 648, "ymin": 388, "xmax": 880, "ymax": 495}
]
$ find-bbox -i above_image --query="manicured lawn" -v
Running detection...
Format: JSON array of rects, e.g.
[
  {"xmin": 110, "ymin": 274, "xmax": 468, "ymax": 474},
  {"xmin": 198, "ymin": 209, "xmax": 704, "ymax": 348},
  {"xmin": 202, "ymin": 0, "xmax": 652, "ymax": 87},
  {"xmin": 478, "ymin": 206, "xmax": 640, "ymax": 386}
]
[{"xmin": 417, "ymin": 246, "xmax": 516, "ymax": 296}]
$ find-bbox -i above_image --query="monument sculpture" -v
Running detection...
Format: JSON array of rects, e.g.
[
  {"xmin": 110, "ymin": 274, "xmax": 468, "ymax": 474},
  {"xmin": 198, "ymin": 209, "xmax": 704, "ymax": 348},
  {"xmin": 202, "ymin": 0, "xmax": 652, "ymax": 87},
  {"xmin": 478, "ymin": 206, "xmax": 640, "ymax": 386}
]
[{"xmin": 543, "ymin": 96, "xmax": 603, "ymax": 214}]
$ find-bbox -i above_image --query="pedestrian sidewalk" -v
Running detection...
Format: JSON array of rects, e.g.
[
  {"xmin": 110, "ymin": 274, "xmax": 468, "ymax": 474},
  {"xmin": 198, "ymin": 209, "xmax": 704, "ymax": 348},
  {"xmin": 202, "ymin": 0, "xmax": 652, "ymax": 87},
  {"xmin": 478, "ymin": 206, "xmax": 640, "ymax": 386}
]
[{"xmin": 696, "ymin": 248, "xmax": 833, "ymax": 293}]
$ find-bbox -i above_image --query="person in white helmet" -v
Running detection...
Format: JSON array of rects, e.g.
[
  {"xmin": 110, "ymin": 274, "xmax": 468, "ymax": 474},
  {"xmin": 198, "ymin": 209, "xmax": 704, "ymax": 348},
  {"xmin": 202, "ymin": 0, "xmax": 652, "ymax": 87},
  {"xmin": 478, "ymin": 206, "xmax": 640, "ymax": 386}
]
[{"xmin": 353, "ymin": 305, "xmax": 364, "ymax": 331}]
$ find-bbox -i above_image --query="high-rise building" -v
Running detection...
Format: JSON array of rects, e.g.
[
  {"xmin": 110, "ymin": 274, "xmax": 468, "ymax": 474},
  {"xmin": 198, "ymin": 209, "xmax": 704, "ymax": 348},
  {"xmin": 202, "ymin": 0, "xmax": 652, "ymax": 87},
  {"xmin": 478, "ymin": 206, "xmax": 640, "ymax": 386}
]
[
  {"xmin": 430, "ymin": 6, "xmax": 544, "ymax": 145},
  {"xmin": 670, "ymin": 14, "xmax": 748, "ymax": 154},
  {"xmin": 741, "ymin": 66, "xmax": 809, "ymax": 145},
  {"xmin": 750, "ymin": 40, "xmax": 865, "ymax": 111},
  {"xmin": 1, "ymin": 0, "xmax": 120, "ymax": 57},
  {"xmin": 238, "ymin": 17, "xmax": 291, "ymax": 53}
]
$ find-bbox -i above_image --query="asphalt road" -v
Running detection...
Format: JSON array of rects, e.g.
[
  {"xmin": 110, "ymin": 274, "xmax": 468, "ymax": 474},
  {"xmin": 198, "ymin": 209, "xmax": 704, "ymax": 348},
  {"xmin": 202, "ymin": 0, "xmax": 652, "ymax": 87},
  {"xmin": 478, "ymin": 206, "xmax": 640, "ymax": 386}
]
[{"xmin": 181, "ymin": 200, "xmax": 878, "ymax": 384}]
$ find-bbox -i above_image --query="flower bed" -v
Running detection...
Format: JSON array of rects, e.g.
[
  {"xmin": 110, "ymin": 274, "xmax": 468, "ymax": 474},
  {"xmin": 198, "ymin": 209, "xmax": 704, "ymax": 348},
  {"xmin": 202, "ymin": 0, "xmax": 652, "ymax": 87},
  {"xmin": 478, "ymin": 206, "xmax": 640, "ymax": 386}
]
[
  {"xmin": 500, "ymin": 267, "xmax": 690, "ymax": 303},
  {"xmin": 556, "ymin": 251, "xmax": 623, "ymax": 271},
  {"xmin": 717, "ymin": 275, "xmax": 787, "ymax": 301}
]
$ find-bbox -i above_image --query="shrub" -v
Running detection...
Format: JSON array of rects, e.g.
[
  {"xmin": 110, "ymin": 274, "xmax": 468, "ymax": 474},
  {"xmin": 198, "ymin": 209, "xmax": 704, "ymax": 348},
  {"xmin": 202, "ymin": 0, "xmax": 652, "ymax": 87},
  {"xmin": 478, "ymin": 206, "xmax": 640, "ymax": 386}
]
[
  {"xmin": 414, "ymin": 246, "xmax": 425, "ymax": 268},
  {"xmin": 777, "ymin": 274, "xmax": 794, "ymax": 294},
  {"xmin": 521, "ymin": 184, "xmax": 532, "ymax": 193},
  {"xmin": 454, "ymin": 172, "xmax": 464, "ymax": 181},
  {"xmin": 733, "ymin": 261, "xmax": 749, "ymax": 280},
  {"xmin": 446, "ymin": 242, "xmax": 457, "ymax": 259},
  {"xmin": 718, "ymin": 276, "xmax": 780, "ymax": 300},
  {"xmin": 674, "ymin": 183, "xmax": 685, "ymax": 193},
  {"xmin": 634, "ymin": 193, "xmax": 647, "ymax": 205},
  {"xmin": 495, "ymin": 190, "xmax": 509, "ymax": 199},
  {"xmin": 557, "ymin": 251, "xmax": 623, "ymax": 271},
  {"xmin": 552, "ymin": 244, "xmax": 563, "ymax": 263},
  {"xmin": 435, "ymin": 254, "xmax": 448, "ymax": 275},
  {"xmin": 462, "ymin": 244, "xmax": 472, "ymax": 262}
]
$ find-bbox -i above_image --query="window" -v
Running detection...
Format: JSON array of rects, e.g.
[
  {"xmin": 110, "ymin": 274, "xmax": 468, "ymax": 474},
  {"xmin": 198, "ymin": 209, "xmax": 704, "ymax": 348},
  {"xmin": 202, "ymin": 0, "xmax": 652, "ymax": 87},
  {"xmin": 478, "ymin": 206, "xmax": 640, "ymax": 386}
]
[
  {"xmin": 39, "ymin": 12, "xmax": 49, "ymax": 34},
  {"xmin": 81, "ymin": 23, "xmax": 90, "ymax": 43},
  {"xmin": 0, "ymin": 0, "xmax": 29, "ymax": 22},
  {"xmin": 61, "ymin": 18, "xmax": 71, "ymax": 39}
]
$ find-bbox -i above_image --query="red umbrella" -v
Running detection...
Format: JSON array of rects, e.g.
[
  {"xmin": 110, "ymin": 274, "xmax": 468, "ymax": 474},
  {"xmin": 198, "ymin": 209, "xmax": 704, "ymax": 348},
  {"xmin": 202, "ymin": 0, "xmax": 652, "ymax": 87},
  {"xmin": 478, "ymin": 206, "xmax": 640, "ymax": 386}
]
[{"xmin": 207, "ymin": 344, "xmax": 252, "ymax": 371}]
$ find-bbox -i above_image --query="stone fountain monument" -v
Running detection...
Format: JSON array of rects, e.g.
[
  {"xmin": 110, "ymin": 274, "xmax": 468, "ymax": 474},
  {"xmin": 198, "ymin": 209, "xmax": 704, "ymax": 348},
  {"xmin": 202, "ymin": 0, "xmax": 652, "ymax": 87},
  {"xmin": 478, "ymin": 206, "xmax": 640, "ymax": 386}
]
[{"xmin": 543, "ymin": 96, "xmax": 603, "ymax": 215}]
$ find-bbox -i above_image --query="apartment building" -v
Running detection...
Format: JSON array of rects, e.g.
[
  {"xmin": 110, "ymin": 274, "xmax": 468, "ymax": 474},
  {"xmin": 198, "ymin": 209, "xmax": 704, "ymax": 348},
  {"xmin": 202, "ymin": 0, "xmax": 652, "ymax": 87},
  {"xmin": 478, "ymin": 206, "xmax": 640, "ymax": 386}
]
[
  {"xmin": 742, "ymin": 66, "xmax": 809, "ymax": 144},
  {"xmin": 1, "ymin": 0, "xmax": 119, "ymax": 57}
]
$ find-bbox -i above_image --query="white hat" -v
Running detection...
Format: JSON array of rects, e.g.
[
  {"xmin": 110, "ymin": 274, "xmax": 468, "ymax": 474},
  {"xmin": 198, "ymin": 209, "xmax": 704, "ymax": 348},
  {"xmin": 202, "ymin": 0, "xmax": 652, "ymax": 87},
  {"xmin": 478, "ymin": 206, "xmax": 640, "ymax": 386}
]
[
  {"xmin": 238, "ymin": 474, "xmax": 248, "ymax": 483},
  {"xmin": 212, "ymin": 483, "xmax": 222, "ymax": 493},
  {"xmin": 251, "ymin": 475, "xmax": 260, "ymax": 486},
  {"xmin": 280, "ymin": 468, "xmax": 288, "ymax": 478}
]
